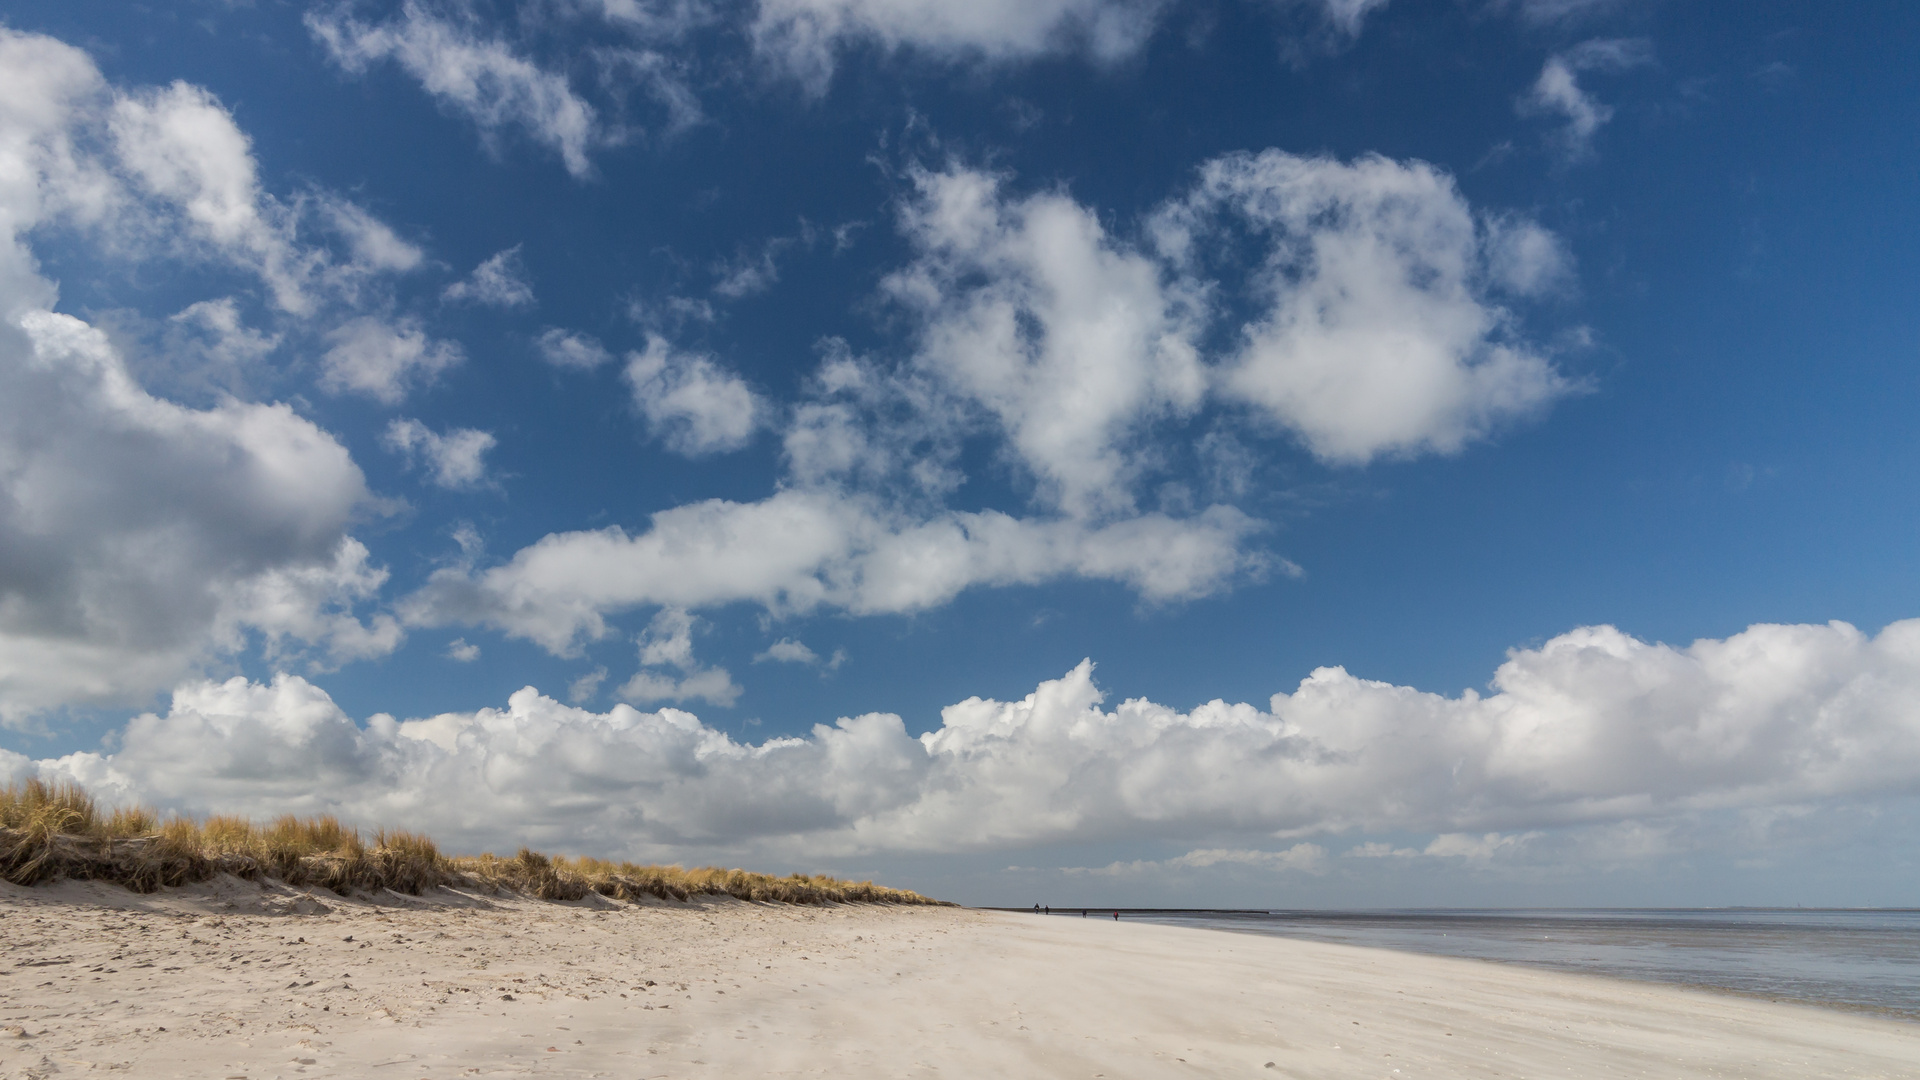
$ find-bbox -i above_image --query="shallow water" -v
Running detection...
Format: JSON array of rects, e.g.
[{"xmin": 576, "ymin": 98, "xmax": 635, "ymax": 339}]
[{"xmin": 1121, "ymin": 908, "xmax": 1920, "ymax": 1021}]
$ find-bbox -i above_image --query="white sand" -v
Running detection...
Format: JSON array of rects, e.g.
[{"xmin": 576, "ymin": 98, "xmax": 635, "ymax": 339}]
[{"xmin": 2, "ymin": 877, "xmax": 1916, "ymax": 1078}]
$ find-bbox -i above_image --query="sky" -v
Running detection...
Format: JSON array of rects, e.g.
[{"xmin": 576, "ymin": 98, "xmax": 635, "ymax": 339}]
[{"xmin": 1, "ymin": 0, "xmax": 1917, "ymax": 908}]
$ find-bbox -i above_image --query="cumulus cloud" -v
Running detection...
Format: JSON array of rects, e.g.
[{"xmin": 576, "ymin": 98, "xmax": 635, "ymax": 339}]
[
  {"xmin": 758, "ymin": 638, "xmax": 849, "ymax": 670},
  {"xmin": 535, "ymin": 327, "xmax": 613, "ymax": 370},
  {"xmin": 616, "ymin": 607, "xmax": 742, "ymax": 706},
  {"xmin": 1154, "ymin": 150, "xmax": 1576, "ymax": 462},
  {"xmin": 885, "ymin": 165, "xmax": 1205, "ymax": 518},
  {"xmin": 0, "ymin": 29, "xmax": 414, "ymax": 320},
  {"xmin": 0, "ymin": 28, "xmax": 436, "ymax": 723},
  {"xmin": 399, "ymin": 489, "xmax": 1262, "ymax": 653},
  {"xmin": 445, "ymin": 638, "xmax": 481, "ymax": 662},
  {"xmin": 1520, "ymin": 38, "xmax": 1654, "ymax": 163},
  {"xmin": 107, "ymin": 81, "xmax": 317, "ymax": 313},
  {"xmin": 383, "ymin": 418, "xmax": 497, "ymax": 490},
  {"xmin": 759, "ymin": 639, "xmax": 817, "ymax": 664},
  {"xmin": 408, "ymin": 148, "xmax": 1569, "ymax": 646},
  {"xmin": 0, "ymin": 311, "xmax": 392, "ymax": 721},
  {"xmin": 751, "ymin": 0, "xmax": 1171, "ymax": 93},
  {"xmin": 319, "ymin": 316, "xmax": 465, "ymax": 403},
  {"xmin": 624, "ymin": 333, "xmax": 764, "ymax": 455},
  {"xmin": 0, "ymin": 25, "xmax": 430, "ymax": 318},
  {"xmin": 781, "ymin": 340, "xmax": 965, "ymax": 498},
  {"xmin": 635, "ymin": 606, "xmax": 699, "ymax": 670},
  {"xmin": 27, "ymin": 618, "xmax": 1920, "ymax": 863},
  {"xmin": 308, "ymin": 1, "xmax": 600, "ymax": 177},
  {"xmin": 443, "ymin": 245, "xmax": 534, "ymax": 307}
]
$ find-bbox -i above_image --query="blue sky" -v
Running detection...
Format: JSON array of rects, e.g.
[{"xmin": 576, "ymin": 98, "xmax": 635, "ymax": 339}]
[{"xmin": 1, "ymin": 0, "xmax": 1918, "ymax": 907}]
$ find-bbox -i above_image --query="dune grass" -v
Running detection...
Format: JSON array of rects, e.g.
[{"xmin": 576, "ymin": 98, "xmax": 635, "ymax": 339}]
[{"xmin": 0, "ymin": 779, "xmax": 944, "ymax": 906}]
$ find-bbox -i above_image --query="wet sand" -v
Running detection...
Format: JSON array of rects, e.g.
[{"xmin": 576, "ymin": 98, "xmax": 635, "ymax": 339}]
[{"xmin": 2, "ymin": 877, "xmax": 1916, "ymax": 1078}]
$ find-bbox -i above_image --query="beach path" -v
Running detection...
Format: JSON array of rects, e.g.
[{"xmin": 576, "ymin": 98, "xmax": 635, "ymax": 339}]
[{"xmin": 2, "ymin": 879, "xmax": 1915, "ymax": 1078}]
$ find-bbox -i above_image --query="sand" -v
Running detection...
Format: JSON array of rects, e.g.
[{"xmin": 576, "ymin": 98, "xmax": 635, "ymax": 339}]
[{"xmin": 1, "ymin": 877, "xmax": 1915, "ymax": 1079}]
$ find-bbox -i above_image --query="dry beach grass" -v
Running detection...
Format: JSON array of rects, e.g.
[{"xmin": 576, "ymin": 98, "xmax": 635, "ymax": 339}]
[{"xmin": 0, "ymin": 779, "xmax": 942, "ymax": 906}]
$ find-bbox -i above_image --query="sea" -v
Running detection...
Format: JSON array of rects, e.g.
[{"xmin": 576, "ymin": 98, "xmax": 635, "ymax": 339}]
[{"xmin": 1098, "ymin": 908, "xmax": 1920, "ymax": 1022}]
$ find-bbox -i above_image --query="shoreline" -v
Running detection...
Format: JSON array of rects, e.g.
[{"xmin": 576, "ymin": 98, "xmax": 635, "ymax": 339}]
[
  {"xmin": 5, "ymin": 877, "xmax": 1918, "ymax": 1078},
  {"xmin": 1102, "ymin": 907, "xmax": 1920, "ymax": 1026}
]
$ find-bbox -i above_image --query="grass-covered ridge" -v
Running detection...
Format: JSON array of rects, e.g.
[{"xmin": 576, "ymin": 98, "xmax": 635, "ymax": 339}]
[{"xmin": 0, "ymin": 779, "xmax": 945, "ymax": 906}]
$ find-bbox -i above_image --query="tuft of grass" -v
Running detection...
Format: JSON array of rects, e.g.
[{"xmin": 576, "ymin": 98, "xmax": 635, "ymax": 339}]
[{"xmin": 0, "ymin": 779, "xmax": 947, "ymax": 906}]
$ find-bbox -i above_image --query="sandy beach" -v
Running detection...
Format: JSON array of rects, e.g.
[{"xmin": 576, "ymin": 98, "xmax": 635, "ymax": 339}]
[{"xmin": 2, "ymin": 879, "xmax": 1916, "ymax": 1079}]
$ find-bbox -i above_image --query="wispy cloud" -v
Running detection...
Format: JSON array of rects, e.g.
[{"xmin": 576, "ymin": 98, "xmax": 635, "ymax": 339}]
[
  {"xmin": 444, "ymin": 245, "xmax": 535, "ymax": 307},
  {"xmin": 308, "ymin": 1, "xmax": 601, "ymax": 176},
  {"xmin": 1520, "ymin": 38, "xmax": 1654, "ymax": 163}
]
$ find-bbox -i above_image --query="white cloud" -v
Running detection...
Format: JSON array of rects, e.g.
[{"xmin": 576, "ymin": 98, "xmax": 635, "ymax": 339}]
[
  {"xmin": 1073, "ymin": 843, "xmax": 1330, "ymax": 876},
  {"xmin": 1483, "ymin": 213, "xmax": 1575, "ymax": 297},
  {"xmin": 0, "ymin": 311, "xmax": 392, "ymax": 722},
  {"xmin": 108, "ymin": 81, "xmax": 316, "ymax": 314},
  {"xmin": 781, "ymin": 341, "xmax": 964, "ymax": 498},
  {"xmin": 399, "ymin": 489, "xmax": 1262, "ymax": 653},
  {"xmin": 618, "ymin": 666, "xmax": 743, "ymax": 707},
  {"xmin": 312, "ymin": 193, "xmax": 424, "ymax": 274},
  {"xmin": 1156, "ymin": 150, "xmax": 1576, "ymax": 463},
  {"xmin": 167, "ymin": 297, "xmax": 281, "ymax": 371},
  {"xmin": 568, "ymin": 666, "xmax": 609, "ymax": 703},
  {"xmin": 580, "ymin": 0, "xmax": 714, "ymax": 40},
  {"xmin": 0, "ymin": 29, "xmax": 430, "ymax": 723},
  {"xmin": 1520, "ymin": 39, "xmax": 1654, "ymax": 163},
  {"xmin": 445, "ymin": 638, "xmax": 480, "ymax": 662},
  {"xmin": 635, "ymin": 606, "xmax": 699, "ymax": 670},
  {"xmin": 308, "ymin": 2, "xmax": 600, "ymax": 177},
  {"xmin": 0, "ymin": 29, "xmax": 404, "ymax": 321},
  {"xmin": 751, "ymin": 0, "xmax": 1170, "ymax": 93},
  {"xmin": 1505, "ymin": 0, "xmax": 1632, "ymax": 27},
  {"xmin": 383, "ymin": 418, "xmax": 497, "ymax": 490},
  {"xmin": 1307, "ymin": 0, "xmax": 1393, "ymax": 37},
  {"xmin": 616, "ymin": 607, "xmax": 742, "ymax": 706},
  {"xmin": 1346, "ymin": 832, "xmax": 1539, "ymax": 861},
  {"xmin": 756, "ymin": 638, "xmax": 819, "ymax": 664},
  {"xmin": 624, "ymin": 333, "xmax": 763, "ymax": 455},
  {"xmin": 215, "ymin": 536, "xmax": 404, "ymax": 670},
  {"xmin": 885, "ymin": 165, "xmax": 1205, "ymax": 518},
  {"xmin": 406, "ymin": 149, "xmax": 1568, "ymax": 645},
  {"xmin": 536, "ymin": 327, "xmax": 613, "ymax": 370},
  {"xmin": 31, "ymin": 618, "xmax": 1920, "ymax": 864},
  {"xmin": 712, "ymin": 233, "xmax": 800, "ymax": 299},
  {"xmin": 754, "ymin": 637, "xmax": 848, "ymax": 669},
  {"xmin": 0, "ymin": 25, "xmax": 427, "ymax": 318},
  {"xmin": 443, "ymin": 245, "xmax": 535, "ymax": 307},
  {"xmin": 319, "ymin": 316, "xmax": 465, "ymax": 403}
]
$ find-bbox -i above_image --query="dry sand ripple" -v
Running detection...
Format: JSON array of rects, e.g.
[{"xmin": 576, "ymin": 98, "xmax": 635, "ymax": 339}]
[{"xmin": 2, "ymin": 877, "xmax": 1916, "ymax": 1078}]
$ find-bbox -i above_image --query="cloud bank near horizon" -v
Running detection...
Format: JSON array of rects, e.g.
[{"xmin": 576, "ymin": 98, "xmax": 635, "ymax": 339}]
[{"xmin": 14, "ymin": 617, "xmax": 1920, "ymax": 878}]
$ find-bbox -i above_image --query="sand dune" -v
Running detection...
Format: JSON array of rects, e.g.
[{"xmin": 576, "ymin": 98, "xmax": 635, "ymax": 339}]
[{"xmin": 2, "ymin": 878, "xmax": 1915, "ymax": 1078}]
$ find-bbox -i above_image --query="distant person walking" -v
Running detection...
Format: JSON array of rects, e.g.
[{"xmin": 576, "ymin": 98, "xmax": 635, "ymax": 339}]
[{"xmin": 1113, "ymin": 911, "xmax": 1120, "ymax": 921}]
